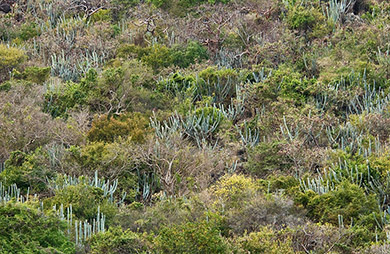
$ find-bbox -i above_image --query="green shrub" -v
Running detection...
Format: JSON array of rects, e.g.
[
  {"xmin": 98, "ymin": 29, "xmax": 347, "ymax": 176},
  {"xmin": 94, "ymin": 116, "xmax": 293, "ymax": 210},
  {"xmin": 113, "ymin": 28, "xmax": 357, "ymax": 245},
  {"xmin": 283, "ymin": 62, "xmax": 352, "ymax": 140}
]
[
  {"xmin": 117, "ymin": 42, "xmax": 208, "ymax": 71},
  {"xmin": 154, "ymin": 220, "xmax": 230, "ymax": 254},
  {"xmin": 90, "ymin": 9, "xmax": 112, "ymax": 23},
  {"xmin": 246, "ymin": 141, "xmax": 291, "ymax": 177},
  {"xmin": 212, "ymin": 174, "xmax": 257, "ymax": 209},
  {"xmin": 141, "ymin": 44, "xmax": 172, "ymax": 71},
  {"xmin": 237, "ymin": 227, "xmax": 296, "ymax": 254},
  {"xmin": 87, "ymin": 112, "xmax": 150, "ymax": 143},
  {"xmin": 0, "ymin": 44, "xmax": 26, "ymax": 80},
  {"xmin": 0, "ymin": 203, "xmax": 75, "ymax": 253},
  {"xmin": 17, "ymin": 22, "xmax": 40, "ymax": 41},
  {"xmin": 44, "ymin": 81, "xmax": 88, "ymax": 118},
  {"xmin": 44, "ymin": 183, "xmax": 117, "ymax": 223},
  {"xmin": 170, "ymin": 41, "xmax": 209, "ymax": 68},
  {"xmin": 62, "ymin": 142, "xmax": 139, "ymax": 203},
  {"xmin": 297, "ymin": 181, "xmax": 378, "ymax": 226},
  {"xmin": 287, "ymin": 6, "xmax": 319, "ymax": 31},
  {"xmin": 258, "ymin": 65, "xmax": 315, "ymax": 104},
  {"xmin": 16, "ymin": 66, "xmax": 51, "ymax": 85},
  {"xmin": 87, "ymin": 226, "xmax": 150, "ymax": 254},
  {"xmin": 0, "ymin": 148, "xmax": 54, "ymax": 193}
]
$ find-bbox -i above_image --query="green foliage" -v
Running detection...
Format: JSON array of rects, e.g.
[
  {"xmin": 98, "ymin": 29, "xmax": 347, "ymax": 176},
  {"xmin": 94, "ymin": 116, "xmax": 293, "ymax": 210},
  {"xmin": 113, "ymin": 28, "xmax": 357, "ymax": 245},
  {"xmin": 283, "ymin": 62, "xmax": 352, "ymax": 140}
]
[
  {"xmin": 170, "ymin": 41, "xmax": 209, "ymax": 68},
  {"xmin": 141, "ymin": 44, "xmax": 172, "ymax": 71},
  {"xmin": 0, "ymin": 203, "xmax": 75, "ymax": 253},
  {"xmin": 90, "ymin": 9, "xmax": 112, "ymax": 23},
  {"xmin": 87, "ymin": 112, "xmax": 150, "ymax": 143},
  {"xmin": 246, "ymin": 141, "xmax": 290, "ymax": 177},
  {"xmin": 44, "ymin": 183, "xmax": 117, "ymax": 223},
  {"xmin": 236, "ymin": 227, "xmax": 296, "ymax": 254},
  {"xmin": 0, "ymin": 148, "xmax": 54, "ymax": 193},
  {"xmin": 17, "ymin": 22, "xmax": 40, "ymax": 41},
  {"xmin": 287, "ymin": 6, "xmax": 321, "ymax": 31},
  {"xmin": 15, "ymin": 66, "xmax": 51, "ymax": 85},
  {"xmin": 117, "ymin": 42, "xmax": 208, "ymax": 71},
  {"xmin": 154, "ymin": 219, "xmax": 230, "ymax": 254},
  {"xmin": 258, "ymin": 65, "xmax": 316, "ymax": 104},
  {"xmin": 87, "ymin": 226, "xmax": 149, "ymax": 253},
  {"xmin": 2, "ymin": 0, "xmax": 390, "ymax": 251},
  {"xmin": 0, "ymin": 44, "xmax": 26, "ymax": 80},
  {"xmin": 63, "ymin": 142, "xmax": 139, "ymax": 202},
  {"xmin": 44, "ymin": 81, "xmax": 88, "ymax": 118},
  {"xmin": 297, "ymin": 181, "xmax": 378, "ymax": 226},
  {"xmin": 212, "ymin": 174, "xmax": 257, "ymax": 209}
]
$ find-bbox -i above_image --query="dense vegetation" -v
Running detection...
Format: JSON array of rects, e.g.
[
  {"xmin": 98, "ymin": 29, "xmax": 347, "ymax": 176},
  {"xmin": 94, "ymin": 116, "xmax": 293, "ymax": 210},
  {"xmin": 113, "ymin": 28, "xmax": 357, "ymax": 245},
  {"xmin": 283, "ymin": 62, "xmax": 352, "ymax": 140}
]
[{"xmin": 1, "ymin": 0, "xmax": 390, "ymax": 253}]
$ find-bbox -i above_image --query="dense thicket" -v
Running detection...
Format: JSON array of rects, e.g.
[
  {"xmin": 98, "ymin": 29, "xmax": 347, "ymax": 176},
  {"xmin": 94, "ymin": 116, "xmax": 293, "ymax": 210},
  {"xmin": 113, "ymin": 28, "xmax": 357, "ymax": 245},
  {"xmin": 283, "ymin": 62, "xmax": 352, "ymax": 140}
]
[{"xmin": 1, "ymin": 0, "xmax": 390, "ymax": 253}]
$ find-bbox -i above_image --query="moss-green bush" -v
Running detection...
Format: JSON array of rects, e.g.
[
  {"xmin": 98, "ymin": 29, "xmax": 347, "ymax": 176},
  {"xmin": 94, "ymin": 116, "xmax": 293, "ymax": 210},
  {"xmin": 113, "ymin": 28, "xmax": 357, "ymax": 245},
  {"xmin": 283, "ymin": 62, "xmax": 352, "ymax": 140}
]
[
  {"xmin": 15, "ymin": 66, "xmax": 51, "ymax": 85},
  {"xmin": 0, "ymin": 148, "xmax": 54, "ymax": 193},
  {"xmin": 87, "ymin": 112, "xmax": 149, "ymax": 143},
  {"xmin": 0, "ymin": 44, "xmax": 26, "ymax": 80},
  {"xmin": 0, "ymin": 203, "xmax": 75, "ymax": 253},
  {"xmin": 236, "ymin": 227, "xmax": 296, "ymax": 254},
  {"xmin": 287, "ymin": 6, "xmax": 320, "ymax": 31},
  {"xmin": 117, "ymin": 42, "xmax": 208, "ymax": 71},
  {"xmin": 245, "ymin": 141, "xmax": 291, "ymax": 177},
  {"xmin": 87, "ymin": 226, "xmax": 150, "ymax": 254},
  {"xmin": 297, "ymin": 181, "xmax": 378, "ymax": 226},
  {"xmin": 44, "ymin": 183, "xmax": 118, "ymax": 223},
  {"xmin": 17, "ymin": 22, "xmax": 40, "ymax": 41},
  {"xmin": 154, "ymin": 219, "xmax": 231, "ymax": 254}
]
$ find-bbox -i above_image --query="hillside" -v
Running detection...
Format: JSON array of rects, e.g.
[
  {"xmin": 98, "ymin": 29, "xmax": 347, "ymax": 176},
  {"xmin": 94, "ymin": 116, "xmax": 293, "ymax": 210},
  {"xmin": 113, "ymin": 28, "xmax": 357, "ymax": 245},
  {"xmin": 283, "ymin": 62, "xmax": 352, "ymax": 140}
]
[{"xmin": 1, "ymin": 0, "xmax": 390, "ymax": 253}]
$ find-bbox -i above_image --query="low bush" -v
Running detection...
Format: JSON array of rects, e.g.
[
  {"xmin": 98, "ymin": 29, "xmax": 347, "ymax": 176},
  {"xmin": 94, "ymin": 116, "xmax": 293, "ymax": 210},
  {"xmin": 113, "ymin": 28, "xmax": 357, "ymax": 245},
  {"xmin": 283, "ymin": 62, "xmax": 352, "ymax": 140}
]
[
  {"xmin": 154, "ymin": 219, "xmax": 231, "ymax": 254},
  {"xmin": 0, "ymin": 44, "xmax": 26, "ymax": 81},
  {"xmin": 0, "ymin": 203, "xmax": 75, "ymax": 253}
]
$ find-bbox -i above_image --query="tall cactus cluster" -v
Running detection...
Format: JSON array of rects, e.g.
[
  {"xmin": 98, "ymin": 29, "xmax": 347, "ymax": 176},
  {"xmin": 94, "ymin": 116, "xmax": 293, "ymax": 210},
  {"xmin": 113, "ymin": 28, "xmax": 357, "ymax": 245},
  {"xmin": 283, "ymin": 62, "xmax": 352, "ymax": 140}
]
[
  {"xmin": 53, "ymin": 203, "xmax": 106, "ymax": 246},
  {"xmin": 0, "ymin": 171, "xmax": 119, "ymax": 246},
  {"xmin": 0, "ymin": 182, "xmax": 31, "ymax": 204},
  {"xmin": 48, "ymin": 170, "xmax": 125, "ymax": 204}
]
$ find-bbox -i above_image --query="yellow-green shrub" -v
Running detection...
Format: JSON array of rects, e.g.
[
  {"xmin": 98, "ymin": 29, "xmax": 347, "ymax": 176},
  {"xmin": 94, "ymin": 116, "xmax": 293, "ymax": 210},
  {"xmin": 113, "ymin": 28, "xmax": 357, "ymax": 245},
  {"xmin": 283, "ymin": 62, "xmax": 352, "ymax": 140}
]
[
  {"xmin": 237, "ymin": 227, "xmax": 297, "ymax": 254},
  {"xmin": 211, "ymin": 174, "xmax": 257, "ymax": 208},
  {"xmin": 87, "ymin": 112, "xmax": 150, "ymax": 143},
  {"xmin": 0, "ymin": 44, "xmax": 26, "ymax": 80}
]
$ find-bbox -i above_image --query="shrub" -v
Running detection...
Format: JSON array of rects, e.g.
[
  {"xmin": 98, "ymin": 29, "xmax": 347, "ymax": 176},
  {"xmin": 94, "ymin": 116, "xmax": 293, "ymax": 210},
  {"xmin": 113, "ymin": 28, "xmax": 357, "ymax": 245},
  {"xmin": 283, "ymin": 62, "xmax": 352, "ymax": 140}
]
[
  {"xmin": 297, "ymin": 181, "xmax": 378, "ymax": 226},
  {"xmin": 236, "ymin": 227, "xmax": 296, "ymax": 254},
  {"xmin": 44, "ymin": 183, "xmax": 118, "ymax": 223},
  {"xmin": 44, "ymin": 80, "xmax": 89, "ymax": 118},
  {"xmin": 0, "ymin": 203, "xmax": 75, "ymax": 253},
  {"xmin": 227, "ymin": 194, "xmax": 306, "ymax": 235},
  {"xmin": 170, "ymin": 41, "xmax": 209, "ymax": 68},
  {"xmin": 134, "ymin": 136, "xmax": 229, "ymax": 197},
  {"xmin": 90, "ymin": 9, "xmax": 112, "ymax": 23},
  {"xmin": 258, "ymin": 65, "xmax": 315, "ymax": 105},
  {"xmin": 211, "ymin": 174, "xmax": 257, "ymax": 209},
  {"xmin": 0, "ymin": 148, "xmax": 54, "ymax": 193},
  {"xmin": 87, "ymin": 112, "xmax": 150, "ymax": 143},
  {"xmin": 0, "ymin": 44, "xmax": 26, "ymax": 81},
  {"xmin": 117, "ymin": 42, "xmax": 208, "ymax": 71},
  {"xmin": 154, "ymin": 220, "xmax": 230, "ymax": 254},
  {"xmin": 87, "ymin": 226, "xmax": 150, "ymax": 254},
  {"xmin": 245, "ymin": 141, "xmax": 291, "ymax": 177},
  {"xmin": 0, "ymin": 83, "xmax": 85, "ymax": 160},
  {"xmin": 16, "ymin": 66, "xmax": 51, "ymax": 85},
  {"xmin": 287, "ymin": 6, "xmax": 320, "ymax": 31},
  {"xmin": 17, "ymin": 22, "xmax": 40, "ymax": 41}
]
